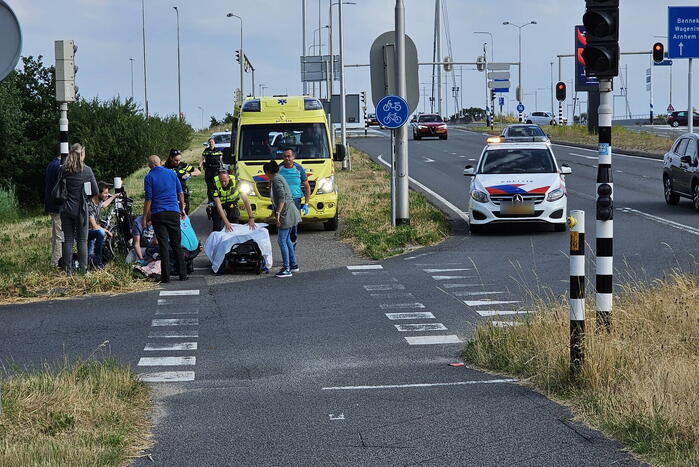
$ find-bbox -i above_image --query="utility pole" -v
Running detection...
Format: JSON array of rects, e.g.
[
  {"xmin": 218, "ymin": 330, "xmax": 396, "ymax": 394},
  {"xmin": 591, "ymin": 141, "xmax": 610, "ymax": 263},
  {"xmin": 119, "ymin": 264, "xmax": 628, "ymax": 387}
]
[
  {"xmin": 129, "ymin": 57, "xmax": 134, "ymax": 100},
  {"xmin": 395, "ymin": 0, "xmax": 409, "ymax": 225},
  {"xmin": 435, "ymin": 0, "xmax": 442, "ymax": 116},
  {"xmin": 173, "ymin": 6, "xmax": 182, "ymax": 121},
  {"xmin": 338, "ymin": 0, "xmax": 349, "ymax": 170},
  {"xmin": 141, "ymin": 0, "xmax": 149, "ymax": 118},
  {"xmin": 302, "ymin": 0, "xmax": 308, "ymax": 95}
]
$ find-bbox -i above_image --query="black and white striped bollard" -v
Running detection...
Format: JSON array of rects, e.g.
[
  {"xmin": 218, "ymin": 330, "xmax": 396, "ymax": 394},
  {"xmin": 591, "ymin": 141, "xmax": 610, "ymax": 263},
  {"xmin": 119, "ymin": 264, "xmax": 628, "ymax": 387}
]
[
  {"xmin": 59, "ymin": 102, "xmax": 69, "ymax": 163},
  {"xmin": 596, "ymin": 78, "xmax": 614, "ymax": 328},
  {"xmin": 568, "ymin": 210, "xmax": 585, "ymax": 373}
]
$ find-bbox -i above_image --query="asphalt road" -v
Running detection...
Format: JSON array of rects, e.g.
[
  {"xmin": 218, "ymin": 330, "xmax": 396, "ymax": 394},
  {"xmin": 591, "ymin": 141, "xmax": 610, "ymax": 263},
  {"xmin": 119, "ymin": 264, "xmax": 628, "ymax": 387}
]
[{"xmin": 3, "ymin": 127, "xmax": 686, "ymax": 464}]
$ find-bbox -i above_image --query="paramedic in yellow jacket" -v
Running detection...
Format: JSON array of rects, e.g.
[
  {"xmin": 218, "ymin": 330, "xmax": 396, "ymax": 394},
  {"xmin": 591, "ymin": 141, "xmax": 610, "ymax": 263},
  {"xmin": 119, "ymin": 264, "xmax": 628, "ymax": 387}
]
[{"xmin": 211, "ymin": 169, "xmax": 256, "ymax": 232}]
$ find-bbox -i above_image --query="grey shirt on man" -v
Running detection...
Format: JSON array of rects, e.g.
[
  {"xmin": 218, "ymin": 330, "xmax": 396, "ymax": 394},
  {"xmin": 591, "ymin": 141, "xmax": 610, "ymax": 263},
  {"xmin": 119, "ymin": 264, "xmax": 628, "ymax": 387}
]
[{"xmin": 271, "ymin": 176, "xmax": 301, "ymax": 229}]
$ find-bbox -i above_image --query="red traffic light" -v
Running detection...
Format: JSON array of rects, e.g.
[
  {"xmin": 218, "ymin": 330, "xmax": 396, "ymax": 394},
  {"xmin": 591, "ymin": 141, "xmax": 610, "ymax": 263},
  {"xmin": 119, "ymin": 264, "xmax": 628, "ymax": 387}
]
[
  {"xmin": 556, "ymin": 82, "xmax": 566, "ymax": 102},
  {"xmin": 653, "ymin": 42, "xmax": 665, "ymax": 63}
]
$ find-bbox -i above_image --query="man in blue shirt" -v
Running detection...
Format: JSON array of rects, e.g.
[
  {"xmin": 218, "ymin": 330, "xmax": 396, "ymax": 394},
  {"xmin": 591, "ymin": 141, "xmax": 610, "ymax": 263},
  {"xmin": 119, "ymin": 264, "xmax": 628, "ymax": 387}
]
[
  {"xmin": 143, "ymin": 155, "xmax": 187, "ymax": 282},
  {"xmin": 279, "ymin": 148, "xmax": 311, "ymax": 244}
]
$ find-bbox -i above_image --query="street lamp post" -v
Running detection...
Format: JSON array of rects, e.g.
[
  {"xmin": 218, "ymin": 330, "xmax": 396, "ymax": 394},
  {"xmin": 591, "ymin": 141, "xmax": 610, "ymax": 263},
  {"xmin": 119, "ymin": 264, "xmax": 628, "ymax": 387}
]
[
  {"xmin": 173, "ymin": 6, "xmax": 182, "ymax": 121},
  {"xmin": 473, "ymin": 31, "xmax": 494, "ymax": 61},
  {"xmin": 197, "ymin": 105, "xmax": 204, "ymax": 130},
  {"xmin": 226, "ymin": 13, "xmax": 243, "ymax": 100},
  {"xmin": 503, "ymin": 20, "xmax": 537, "ymax": 122},
  {"xmin": 129, "ymin": 58, "xmax": 134, "ymax": 100},
  {"xmin": 141, "ymin": 0, "xmax": 149, "ymax": 118},
  {"xmin": 259, "ymin": 83, "xmax": 267, "ymax": 96}
]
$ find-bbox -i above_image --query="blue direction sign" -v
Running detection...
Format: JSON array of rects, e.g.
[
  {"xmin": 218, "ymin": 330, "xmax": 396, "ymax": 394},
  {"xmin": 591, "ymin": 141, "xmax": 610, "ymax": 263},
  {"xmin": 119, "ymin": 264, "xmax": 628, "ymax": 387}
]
[
  {"xmin": 516, "ymin": 103, "xmax": 525, "ymax": 113},
  {"xmin": 498, "ymin": 97, "xmax": 505, "ymax": 106},
  {"xmin": 376, "ymin": 95, "xmax": 409, "ymax": 129},
  {"xmin": 668, "ymin": 7, "xmax": 699, "ymax": 58},
  {"xmin": 494, "ymin": 78, "xmax": 509, "ymax": 93}
]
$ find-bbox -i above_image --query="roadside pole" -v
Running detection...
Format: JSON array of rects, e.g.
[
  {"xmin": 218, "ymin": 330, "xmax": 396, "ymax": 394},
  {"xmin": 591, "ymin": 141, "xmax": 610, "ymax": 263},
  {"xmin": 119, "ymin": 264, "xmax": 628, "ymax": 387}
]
[
  {"xmin": 649, "ymin": 55, "xmax": 654, "ymax": 125},
  {"xmin": 689, "ymin": 58, "xmax": 694, "ymax": 134},
  {"xmin": 394, "ymin": 0, "xmax": 409, "ymax": 225},
  {"xmin": 59, "ymin": 103, "xmax": 69, "ymax": 162},
  {"xmin": 390, "ymin": 130, "xmax": 396, "ymax": 226},
  {"xmin": 568, "ymin": 210, "xmax": 585, "ymax": 374},
  {"xmin": 302, "ymin": 0, "xmax": 307, "ymax": 95},
  {"xmin": 339, "ymin": 0, "xmax": 350, "ymax": 170},
  {"xmin": 55, "ymin": 40, "xmax": 77, "ymax": 162},
  {"xmin": 596, "ymin": 78, "xmax": 613, "ymax": 329}
]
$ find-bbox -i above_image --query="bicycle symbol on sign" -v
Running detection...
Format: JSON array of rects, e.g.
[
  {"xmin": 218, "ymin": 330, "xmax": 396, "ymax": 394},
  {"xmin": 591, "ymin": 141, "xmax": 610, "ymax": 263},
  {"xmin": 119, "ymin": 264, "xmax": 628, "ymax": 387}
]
[
  {"xmin": 382, "ymin": 100, "xmax": 402, "ymax": 112},
  {"xmin": 382, "ymin": 113, "xmax": 402, "ymax": 125}
]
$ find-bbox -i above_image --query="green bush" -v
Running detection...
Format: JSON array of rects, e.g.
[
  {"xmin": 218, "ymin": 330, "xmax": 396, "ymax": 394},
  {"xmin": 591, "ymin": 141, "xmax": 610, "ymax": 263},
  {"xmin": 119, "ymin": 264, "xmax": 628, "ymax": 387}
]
[{"xmin": 0, "ymin": 56, "xmax": 193, "ymax": 207}]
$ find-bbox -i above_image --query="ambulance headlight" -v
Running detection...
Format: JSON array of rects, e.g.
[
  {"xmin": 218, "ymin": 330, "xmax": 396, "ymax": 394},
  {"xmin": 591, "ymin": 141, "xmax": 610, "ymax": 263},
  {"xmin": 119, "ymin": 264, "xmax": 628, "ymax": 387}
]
[
  {"xmin": 238, "ymin": 180, "xmax": 256, "ymax": 196},
  {"xmin": 316, "ymin": 176, "xmax": 335, "ymax": 194}
]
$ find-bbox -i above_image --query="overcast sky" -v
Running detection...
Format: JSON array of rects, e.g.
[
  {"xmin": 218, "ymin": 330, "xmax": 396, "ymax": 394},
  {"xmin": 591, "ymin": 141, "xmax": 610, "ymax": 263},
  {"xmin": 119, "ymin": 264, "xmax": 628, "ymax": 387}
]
[{"xmin": 6, "ymin": 0, "xmax": 699, "ymax": 126}]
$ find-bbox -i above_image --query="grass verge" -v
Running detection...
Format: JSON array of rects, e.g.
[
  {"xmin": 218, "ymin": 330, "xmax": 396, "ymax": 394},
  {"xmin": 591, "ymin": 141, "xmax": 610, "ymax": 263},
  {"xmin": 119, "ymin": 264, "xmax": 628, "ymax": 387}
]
[
  {"xmin": 463, "ymin": 273, "xmax": 699, "ymax": 466},
  {"xmin": 464, "ymin": 124, "xmax": 674, "ymax": 155},
  {"xmin": 337, "ymin": 148, "xmax": 449, "ymax": 259},
  {"xmin": 0, "ymin": 357, "xmax": 151, "ymax": 465},
  {"xmin": 0, "ymin": 130, "xmax": 210, "ymax": 304}
]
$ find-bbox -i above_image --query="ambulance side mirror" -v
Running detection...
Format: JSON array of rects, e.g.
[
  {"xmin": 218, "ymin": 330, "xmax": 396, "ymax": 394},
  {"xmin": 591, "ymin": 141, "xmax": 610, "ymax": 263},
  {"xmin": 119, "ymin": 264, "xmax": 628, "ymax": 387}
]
[{"xmin": 334, "ymin": 143, "xmax": 346, "ymax": 162}]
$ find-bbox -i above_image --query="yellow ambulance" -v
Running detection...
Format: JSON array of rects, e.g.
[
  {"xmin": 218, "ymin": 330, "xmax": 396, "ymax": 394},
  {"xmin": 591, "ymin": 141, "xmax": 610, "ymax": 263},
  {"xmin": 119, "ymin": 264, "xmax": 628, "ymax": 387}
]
[{"xmin": 234, "ymin": 96, "xmax": 345, "ymax": 230}]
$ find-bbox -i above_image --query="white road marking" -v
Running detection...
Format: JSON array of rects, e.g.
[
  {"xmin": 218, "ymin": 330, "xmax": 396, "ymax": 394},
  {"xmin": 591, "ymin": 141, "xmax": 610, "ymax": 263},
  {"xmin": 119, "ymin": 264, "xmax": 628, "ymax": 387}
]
[
  {"xmin": 385, "ymin": 312, "xmax": 435, "ymax": 320},
  {"xmin": 394, "ymin": 323, "xmax": 448, "ymax": 332},
  {"xmin": 422, "ymin": 268, "xmax": 471, "ymax": 273},
  {"xmin": 144, "ymin": 342, "xmax": 198, "ymax": 351},
  {"xmin": 379, "ymin": 302, "xmax": 426, "ymax": 309},
  {"xmin": 155, "ymin": 310, "xmax": 199, "ymax": 315},
  {"xmin": 158, "ymin": 298, "xmax": 200, "ymax": 306},
  {"xmin": 618, "ymin": 207, "xmax": 699, "ymax": 236},
  {"xmin": 403, "ymin": 253, "xmax": 432, "ymax": 261},
  {"xmin": 137, "ymin": 356, "xmax": 196, "ymax": 366},
  {"xmin": 347, "ymin": 265, "xmax": 383, "ymax": 270},
  {"xmin": 322, "ymin": 378, "xmax": 515, "ymax": 390},
  {"xmin": 423, "ymin": 157, "xmax": 435, "ymax": 163},
  {"xmin": 159, "ymin": 290, "xmax": 200, "ymax": 296},
  {"xmin": 193, "ymin": 267, "xmax": 209, "ymax": 271},
  {"xmin": 377, "ymin": 154, "xmax": 470, "ymax": 222},
  {"xmin": 149, "ymin": 331, "xmax": 199, "ymax": 338},
  {"xmin": 553, "ymin": 142, "xmax": 663, "ymax": 163},
  {"xmin": 363, "ymin": 284, "xmax": 405, "ymax": 291},
  {"xmin": 138, "ymin": 371, "xmax": 195, "ymax": 382},
  {"xmin": 351, "ymin": 271, "xmax": 383, "ymax": 276},
  {"xmin": 491, "ymin": 321, "xmax": 523, "ymax": 327},
  {"xmin": 464, "ymin": 300, "xmax": 520, "ymax": 306},
  {"xmin": 441, "ymin": 283, "xmax": 492, "ymax": 289},
  {"xmin": 370, "ymin": 292, "xmax": 415, "ymax": 299},
  {"xmin": 476, "ymin": 310, "xmax": 534, "ymax": 317},
  {"xmin": 451, "ymin": 291, "xmax": 505, "ymax": 297},
  {"xmin": 568, "ymin": 152, "xmax": 597, "ymax": 160},
  {"xmin": 151, "ymin": 318, "xmax": 199, "ymax": 327},
  {"xmin": 329, "ymin": 413, "xmax": 345, "ymax": 420},
  {"xmin": 404, "ymin": 335, "xmax": 462, "ymax": 345},
  {"xmin": 432, "ymin": 275, "xmax": 473, "ymax": 280}
]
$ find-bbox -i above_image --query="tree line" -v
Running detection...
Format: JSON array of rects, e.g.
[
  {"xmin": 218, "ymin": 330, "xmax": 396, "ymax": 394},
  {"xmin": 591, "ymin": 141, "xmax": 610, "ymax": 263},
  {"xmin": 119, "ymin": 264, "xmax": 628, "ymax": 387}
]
[{"xmin": 0, "ymin": 56, "xmax": 193, "ymax": 207}]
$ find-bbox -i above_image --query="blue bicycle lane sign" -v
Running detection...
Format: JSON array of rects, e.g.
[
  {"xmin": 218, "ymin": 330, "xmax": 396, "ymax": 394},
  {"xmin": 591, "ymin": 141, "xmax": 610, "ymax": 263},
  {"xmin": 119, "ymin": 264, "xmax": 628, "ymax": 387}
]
[{"xmin": 376, "ymin": 95, "xmax": 409, "ymax": 129}]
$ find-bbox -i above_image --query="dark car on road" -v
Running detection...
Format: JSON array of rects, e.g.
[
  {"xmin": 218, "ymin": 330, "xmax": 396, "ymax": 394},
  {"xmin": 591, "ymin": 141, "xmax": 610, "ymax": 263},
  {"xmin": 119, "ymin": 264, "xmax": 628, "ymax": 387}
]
[
  {"xmin": 667, "ymin": 111, "xmax": 699, "ymax": 128},
  {"xmin": 663, "ymin": 133, "xmax": 699, "ymax": 211},
  {"xmin": 366, "ymin": 112, "xmax": 380, "ymax": 127},
  {"xmin": 500, "ymin": 124, "xmax": 549, "ymax": 141},
  {"xmin": 412, "ymin": 114, "xmax": 448, "ymax": 140}
]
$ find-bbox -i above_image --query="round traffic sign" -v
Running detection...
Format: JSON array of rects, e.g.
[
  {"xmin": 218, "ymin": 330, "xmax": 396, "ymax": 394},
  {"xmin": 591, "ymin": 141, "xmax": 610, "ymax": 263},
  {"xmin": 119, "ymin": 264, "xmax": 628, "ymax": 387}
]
[
  {"xmin": 516, "ymin": 103, "xmax": 525, "ymax": 113},
  {"xmin": 376, "ymin": 95, "xmax": 409, "ymax": 129},
  {"xmin": 0, "ymin": 0, "xmax": 22, "ymax": 82}
]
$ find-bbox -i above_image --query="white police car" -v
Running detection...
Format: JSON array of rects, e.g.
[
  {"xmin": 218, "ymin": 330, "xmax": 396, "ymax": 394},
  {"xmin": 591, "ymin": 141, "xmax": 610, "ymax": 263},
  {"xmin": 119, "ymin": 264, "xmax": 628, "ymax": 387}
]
[{"xmin": 464, "ymin": 136, "xmax": 572, "ymax": 233}]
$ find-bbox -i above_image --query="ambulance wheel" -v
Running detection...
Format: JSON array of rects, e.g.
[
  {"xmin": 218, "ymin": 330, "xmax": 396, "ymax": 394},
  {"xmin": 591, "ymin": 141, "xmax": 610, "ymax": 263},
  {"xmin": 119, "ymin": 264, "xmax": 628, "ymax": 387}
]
[{"xmin": 324, "ymin": 213, "xmax": 339, "ymax": 231}]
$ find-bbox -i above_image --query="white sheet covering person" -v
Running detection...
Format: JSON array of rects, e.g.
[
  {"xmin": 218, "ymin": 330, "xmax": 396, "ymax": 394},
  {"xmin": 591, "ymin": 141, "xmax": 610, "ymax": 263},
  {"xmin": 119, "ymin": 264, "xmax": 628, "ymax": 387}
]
[{"xmin": 204, "ymin": 223, "xmax": 273, "ymax": 273}]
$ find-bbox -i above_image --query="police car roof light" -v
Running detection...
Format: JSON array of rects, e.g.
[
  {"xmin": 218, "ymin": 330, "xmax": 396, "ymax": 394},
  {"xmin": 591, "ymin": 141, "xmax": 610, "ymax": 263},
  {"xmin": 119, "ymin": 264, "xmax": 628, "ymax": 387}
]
[
  {"xmin": 242, "ymin": 99, "xmax": 261, "ymax": 112},
  {"xmin": 486, "ymin": 136, "xmax": 502, "ymax": 144}
]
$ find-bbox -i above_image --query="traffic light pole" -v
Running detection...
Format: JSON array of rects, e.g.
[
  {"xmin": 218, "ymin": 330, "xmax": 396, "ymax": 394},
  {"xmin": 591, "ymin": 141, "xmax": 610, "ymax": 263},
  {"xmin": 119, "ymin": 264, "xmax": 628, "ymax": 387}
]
[
  {"xmin": 689, "ymin": 58, "xmax": 693, "ymax": 134},
  {"xmin": 59, "ymin": 103, "xmax": 69, "ymax": 163},
  {"xmin": 596, "ymin": 78, "xmax": 613, "ymax": 328},
  {"xmin": 394, "ymin": 0, "xmax": 409, "ymax": 226},
  {"xmin": 559, "ymin": 99, "xmax": 563, "ymax": 125}
]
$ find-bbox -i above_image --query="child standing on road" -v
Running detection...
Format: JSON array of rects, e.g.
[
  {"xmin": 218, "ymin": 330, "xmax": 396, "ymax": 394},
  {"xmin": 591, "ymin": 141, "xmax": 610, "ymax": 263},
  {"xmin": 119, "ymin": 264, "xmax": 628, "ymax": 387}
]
[{"xmin": 263, "ymin": 160, "xmax": 301, "ymax": 278}]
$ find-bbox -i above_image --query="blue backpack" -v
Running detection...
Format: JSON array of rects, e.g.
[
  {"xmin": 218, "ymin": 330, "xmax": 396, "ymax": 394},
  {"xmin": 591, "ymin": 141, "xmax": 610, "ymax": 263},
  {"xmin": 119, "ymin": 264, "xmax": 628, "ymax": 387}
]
[{"xmin": 180, "ymin": 216, "xmax": 199, "ymax": 251}]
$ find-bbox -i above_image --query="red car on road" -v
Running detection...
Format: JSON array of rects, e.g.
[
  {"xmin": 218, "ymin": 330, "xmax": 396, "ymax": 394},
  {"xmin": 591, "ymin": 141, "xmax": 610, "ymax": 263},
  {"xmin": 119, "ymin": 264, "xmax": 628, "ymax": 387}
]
[{"xmin": 412, "ymin": 114, "xmax": 448, "ymax": 140}]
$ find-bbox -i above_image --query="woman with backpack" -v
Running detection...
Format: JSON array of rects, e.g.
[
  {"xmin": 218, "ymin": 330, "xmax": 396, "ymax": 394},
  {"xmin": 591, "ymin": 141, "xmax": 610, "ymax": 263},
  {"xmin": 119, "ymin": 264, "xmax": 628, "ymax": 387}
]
[
  {"xmin": 263, "ymin": 160, "xmax": 301, "ymax": 278},
  {"xmin": 59, "ymin": 143, "xmax": 98, "ymax": 274}
]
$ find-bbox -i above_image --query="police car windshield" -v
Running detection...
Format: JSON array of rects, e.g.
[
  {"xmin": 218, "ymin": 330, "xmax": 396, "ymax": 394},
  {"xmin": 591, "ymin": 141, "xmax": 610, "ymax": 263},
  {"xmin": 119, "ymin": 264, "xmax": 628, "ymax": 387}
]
[
  {"xmin": 504, "ymin": 126, "xmax": 545, "ymax": 137},
  {"xmin": 213, "ymin": 134, "xmax": 231, "ymax": 144},
  {"xmin": 239, "ymin": 123, "xmax": 330, "ymax": 160},
  {"xmin": 479, "ymin": 149, "xmax": 556, "ymax": 174}
]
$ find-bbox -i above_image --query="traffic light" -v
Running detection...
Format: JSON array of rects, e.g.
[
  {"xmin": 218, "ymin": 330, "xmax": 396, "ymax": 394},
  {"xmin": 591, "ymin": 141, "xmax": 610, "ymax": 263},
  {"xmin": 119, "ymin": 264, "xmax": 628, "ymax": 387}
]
[
  {"xmin": 55, "ymin": 40, "xmax": 77, "ymax": 102},
  {"xmin": 653, "ymin": 42, "xmax": 664, "ymax": 63},
  {"xmin": 360, "ymin": 91, "xmax": 366, "ymax": 105},
  {"xmin": 556, "ymin": 82, "xmax": 566, "ymax": 101},
  {"xmin": 235, "ymin": 49, "xmax": 241, "ymax": 64},
  {"xmin": 597, "ymin": 183, "xmax": 613, "ymax": 220},
  {"xmin": 581, "ymin": 0, "xmax": 619, "ymax": 78},
  {"xmin": 490, "ymin": 89, "xmax": 496, "ymax": 101}
]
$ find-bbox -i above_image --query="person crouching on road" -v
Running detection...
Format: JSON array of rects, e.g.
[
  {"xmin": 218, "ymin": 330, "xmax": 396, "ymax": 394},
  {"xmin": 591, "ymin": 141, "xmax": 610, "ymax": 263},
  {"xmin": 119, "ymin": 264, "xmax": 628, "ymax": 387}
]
[
  {"xmin": 200, "ymin": 138, "xmax": 223, "ymax": 202},
  {"xmin": 143, "ymin": 155, "xmax": 187, "ymax": 283},
  {"xmin": 263, "ymin": 160, "xmax": 301, "ymax": 278},
  {"xmin": 211, "ymin": 169, "xmax": 256, "ymax": 232},
  {"xmin": 279, "ymin": 148, "xmax": 311, "ymax": 246},
  {"xmin": 164, "ymin": 149, "xmax": 200, "ymax": 214}
]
